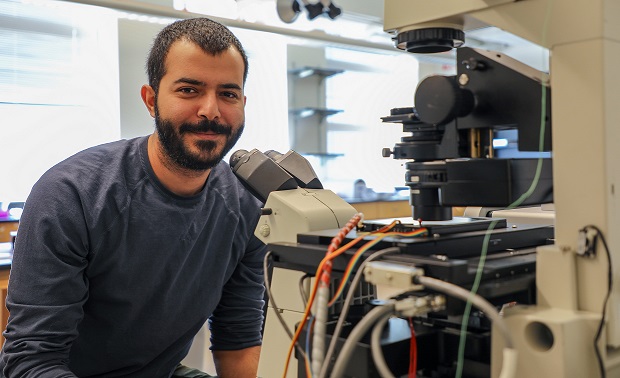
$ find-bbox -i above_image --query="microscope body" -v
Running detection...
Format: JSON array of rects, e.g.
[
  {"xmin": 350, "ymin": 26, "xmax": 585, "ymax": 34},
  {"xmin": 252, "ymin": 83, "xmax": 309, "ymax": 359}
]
[{"xmin": 384, "ymin": 0, "xmax": 620, "ymax": 376}]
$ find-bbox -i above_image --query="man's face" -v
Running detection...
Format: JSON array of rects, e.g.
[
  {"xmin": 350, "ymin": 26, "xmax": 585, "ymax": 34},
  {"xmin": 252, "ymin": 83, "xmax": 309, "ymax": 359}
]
[{"xmin": 150, "ymin": 40, "xmax": 246, "ymax": 171}]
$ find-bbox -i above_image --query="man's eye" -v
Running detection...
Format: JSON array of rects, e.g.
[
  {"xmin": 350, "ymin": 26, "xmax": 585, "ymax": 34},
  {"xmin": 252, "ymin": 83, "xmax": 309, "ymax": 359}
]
[
  {"xmin": 179, "ymin": 87, "xmax": 197, "ymax": 94},
  {"xmin": 221, "ymin": 92, "xmax": 239, "ymax": 99}
]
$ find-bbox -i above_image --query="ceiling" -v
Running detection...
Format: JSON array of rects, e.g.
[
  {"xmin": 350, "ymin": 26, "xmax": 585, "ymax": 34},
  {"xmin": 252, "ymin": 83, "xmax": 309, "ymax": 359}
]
[
  {"xmin": 236, "ymin": 0, "xmax": 384, "ymax": 23},
  {"xmin": 232, "ymin": 0, "xmax": 389, "ymax": 44},
  {"xmin": 232, "ymin": 0, "xmax": 547, "ymax": 68},
  {"xmin": 141, "ymin": 0, "xmax": 548, "ymax": 70}
]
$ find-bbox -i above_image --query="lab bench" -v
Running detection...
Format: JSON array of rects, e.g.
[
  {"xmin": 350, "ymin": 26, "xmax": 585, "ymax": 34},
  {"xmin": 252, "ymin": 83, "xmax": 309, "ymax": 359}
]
[
  {"xmin": 348, "ymin": 199, "xmax": 412, "ymax": 220},
  {"xmin": 0, "ymin": 218, "xmax": 18, "ymax": 243},
  {"xmin": 0, "ymin": 243, "xmax": 12, "ymax": 346}
]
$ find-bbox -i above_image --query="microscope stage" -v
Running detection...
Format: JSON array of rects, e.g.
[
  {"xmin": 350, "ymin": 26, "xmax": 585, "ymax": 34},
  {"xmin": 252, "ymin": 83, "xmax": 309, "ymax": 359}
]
[{"xmin": 361, "ymin": 216, "xmax": 507, "ymax": 235}]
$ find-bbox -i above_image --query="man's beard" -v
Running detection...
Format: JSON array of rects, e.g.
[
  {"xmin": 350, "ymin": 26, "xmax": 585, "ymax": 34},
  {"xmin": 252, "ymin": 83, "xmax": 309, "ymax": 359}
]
[{"xmin": 154, "ymin": 111, "xmax": 244, "ymax": 172}]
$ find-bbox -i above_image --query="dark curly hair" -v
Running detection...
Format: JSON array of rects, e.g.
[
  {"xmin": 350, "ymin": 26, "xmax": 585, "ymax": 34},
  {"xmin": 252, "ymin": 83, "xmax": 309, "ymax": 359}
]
[{"xmin": 146, "ymin": 17, "xmax": 249, "ymax": 95}]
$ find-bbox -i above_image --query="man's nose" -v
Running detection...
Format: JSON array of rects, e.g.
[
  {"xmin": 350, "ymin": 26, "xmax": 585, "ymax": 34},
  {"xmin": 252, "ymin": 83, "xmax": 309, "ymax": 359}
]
[{"xmin": 197, "ymin": 93, "xmax": 221, "ymax": 120}]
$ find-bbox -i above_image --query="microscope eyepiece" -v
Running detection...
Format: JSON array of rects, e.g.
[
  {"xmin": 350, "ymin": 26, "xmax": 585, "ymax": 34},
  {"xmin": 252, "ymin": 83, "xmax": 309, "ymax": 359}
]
[{"xmin": 229, "ymin": 149, "xmax": 249, "ymax": 168}]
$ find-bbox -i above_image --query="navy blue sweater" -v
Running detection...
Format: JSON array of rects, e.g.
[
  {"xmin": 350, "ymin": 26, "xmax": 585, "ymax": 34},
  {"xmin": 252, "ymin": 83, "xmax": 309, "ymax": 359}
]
[{"xmin": 0, "ymin": 137, "xmax": 266, "ymax": 377}]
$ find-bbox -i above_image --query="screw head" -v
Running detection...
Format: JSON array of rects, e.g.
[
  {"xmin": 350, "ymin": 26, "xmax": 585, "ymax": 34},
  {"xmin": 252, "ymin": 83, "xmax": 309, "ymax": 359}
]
[
  {"xmin": 458, "ymin": 73, "xmax": 469, "ymax": 86},
  {"xmin": 259, "ymin": 224, "xmax": 270, "ymax": 237}
]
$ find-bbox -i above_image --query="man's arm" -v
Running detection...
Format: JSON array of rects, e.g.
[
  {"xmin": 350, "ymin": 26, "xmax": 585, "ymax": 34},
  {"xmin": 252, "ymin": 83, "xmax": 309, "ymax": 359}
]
[
  {"xmin": 1, "ymin": 174, "xmax": 87, "ymax": 377},
  {"xmin": 213, "ymin": 346, "xmax": 261, "ymax": 378}
]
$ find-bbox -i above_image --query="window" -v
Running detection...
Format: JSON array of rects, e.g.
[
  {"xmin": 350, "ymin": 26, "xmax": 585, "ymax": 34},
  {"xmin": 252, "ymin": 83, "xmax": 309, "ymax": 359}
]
[
  {"xmin": 0, "ymin": 0, "xmax": 120, "ymax": 202},
  {"xmin": 321, "ymin": 47, "xmax": 420, "ymax": 197}
]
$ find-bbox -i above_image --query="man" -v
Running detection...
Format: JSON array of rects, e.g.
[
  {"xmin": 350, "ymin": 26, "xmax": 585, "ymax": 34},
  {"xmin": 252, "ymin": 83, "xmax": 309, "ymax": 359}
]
[{"xmin": 0, "ymin": 17, "xmax": 265, "ymax": 377}]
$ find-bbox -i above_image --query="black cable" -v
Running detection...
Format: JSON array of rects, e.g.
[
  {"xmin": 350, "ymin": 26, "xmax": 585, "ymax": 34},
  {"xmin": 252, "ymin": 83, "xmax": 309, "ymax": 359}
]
[
  {"xmin": 582, "ymin": 225, "xmax": 612, "ymax": 378},
  {"xmin": 298, "ymin": 273, "xmax": 313, "ymax": 307}
]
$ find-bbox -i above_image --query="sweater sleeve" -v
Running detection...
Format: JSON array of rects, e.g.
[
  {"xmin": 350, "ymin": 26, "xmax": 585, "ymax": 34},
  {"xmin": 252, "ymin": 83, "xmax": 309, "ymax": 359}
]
[
  {"xmin": 208, "ymin": 232, "xmax": 267, "ymax": 351},
  {"xmin": 1, "ymin": 171, "xmax": 88, "ymax": 377}
]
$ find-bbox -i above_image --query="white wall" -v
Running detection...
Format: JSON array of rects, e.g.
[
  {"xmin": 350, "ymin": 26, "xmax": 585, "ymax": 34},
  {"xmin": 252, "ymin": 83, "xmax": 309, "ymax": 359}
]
[
  {"xmin": 118, "ymin": 19, "xmax": 290, "ymax": 157},
  {"xmin": 119, "ymin": 19, "xmax": 162, "ymax": 139}
]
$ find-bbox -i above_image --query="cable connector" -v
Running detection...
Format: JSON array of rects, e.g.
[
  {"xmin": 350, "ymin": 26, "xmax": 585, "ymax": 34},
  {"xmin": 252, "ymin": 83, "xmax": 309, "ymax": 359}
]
[
  {"xmin": 577, "ymin": 227, "xmax": 598, "ymax": 258},
  {"xmin": 394, "ymin": 294, "xmax": 446, "ymax": 317},
  {"xmin": 355, "ymin": 213, "xmax": 365, "ymax": 231},
  {"xmin": 364, "ymin": 261, "xmax": 425, "ymax": 291}
]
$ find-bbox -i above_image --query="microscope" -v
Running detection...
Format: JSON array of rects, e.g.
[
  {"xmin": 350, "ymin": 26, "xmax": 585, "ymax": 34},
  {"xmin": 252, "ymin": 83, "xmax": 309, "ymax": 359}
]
[
  {"xmin": 382, "ymin": 0, "xmax": 620, "ymax": 377},
  {"xmin": 241, "ymin": 1, "xmax": 620, "ymax": 377},
  {"xmin": 245, "ymin": 48, "xmax": 556, "ymax": 375},
  {"xmin": 381, "ymin": 45, "xmax": 552, "ymax": 221}
]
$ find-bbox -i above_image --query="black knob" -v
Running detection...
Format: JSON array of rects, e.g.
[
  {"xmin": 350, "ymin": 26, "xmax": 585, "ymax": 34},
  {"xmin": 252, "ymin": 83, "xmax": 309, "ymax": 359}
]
[
  {"xmin": 462, "ymin": 58, "xmax": 487, "ymax": 71},
  {"xmin": 414, "ymin": 75, "xmax": 474, "ymax": 125},
  {"xmin": 326, "ymin": 3, "xmax": 341, "ymax": 19},
  {"xmin": 396, "ymin": 27, "xmax": 465, "ymax": 54},
  {"xmin": 305, "ymin": 2, "xmax": 324, "ymax": 20}
]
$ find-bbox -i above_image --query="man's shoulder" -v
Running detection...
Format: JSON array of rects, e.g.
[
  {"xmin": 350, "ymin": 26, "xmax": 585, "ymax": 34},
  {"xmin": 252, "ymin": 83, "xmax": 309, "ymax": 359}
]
[
  {"xmin": 52, "ymin": 137, "xmax": 143, "ymax": 174},
  {"xmin": 35, "ymin": 137, "xmax": 146, "ymax": 198},
  {"xmin": 71, "ymin": 137, "xmax": 144, "ymax": 164}
]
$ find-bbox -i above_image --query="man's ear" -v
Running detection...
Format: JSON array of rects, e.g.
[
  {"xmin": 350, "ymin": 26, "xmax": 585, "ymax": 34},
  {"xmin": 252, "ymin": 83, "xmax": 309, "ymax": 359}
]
[{"xmin": 141, "ymin": 85, "xmax": 156, "ymax": 118}]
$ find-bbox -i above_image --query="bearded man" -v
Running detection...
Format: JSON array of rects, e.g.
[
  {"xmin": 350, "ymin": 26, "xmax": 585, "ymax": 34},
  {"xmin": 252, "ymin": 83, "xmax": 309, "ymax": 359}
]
[{"xmin": 0, "ymin": 18, "xmax": 265, "ymax": 378}]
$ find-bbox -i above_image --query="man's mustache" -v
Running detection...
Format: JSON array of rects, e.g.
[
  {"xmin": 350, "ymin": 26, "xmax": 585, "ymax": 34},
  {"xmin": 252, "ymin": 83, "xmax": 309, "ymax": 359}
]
[{"xmin": 179, "ymin": 119, "xmax": 232, "ymax": 136}]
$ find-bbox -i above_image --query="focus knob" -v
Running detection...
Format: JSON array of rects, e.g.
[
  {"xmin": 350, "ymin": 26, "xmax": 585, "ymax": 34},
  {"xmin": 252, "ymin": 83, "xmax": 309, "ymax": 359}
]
[
  {"xmin": 396, "ymin": 27, "xmax": 465, "ymax": 54},
  {"xmin": 414, "ymin": 75, "xmax": 474, "ymax": 125}
]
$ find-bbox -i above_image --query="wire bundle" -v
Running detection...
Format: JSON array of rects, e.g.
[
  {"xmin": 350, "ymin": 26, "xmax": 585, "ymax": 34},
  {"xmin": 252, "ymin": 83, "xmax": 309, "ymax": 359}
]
[
  {"xmin": 329, "ymin": 275, "xmax": 516, "ymax": 378},
  {"xmin": 267, "ymin": 212, "xmax": 521, "ymax": 378},
  {"xmin": 278, "ymin": 214, "xmax": 429, "ymax": 378},
  {"xmin": 312, "ymin": 213, "xmax": 362, "ymax": 376}
]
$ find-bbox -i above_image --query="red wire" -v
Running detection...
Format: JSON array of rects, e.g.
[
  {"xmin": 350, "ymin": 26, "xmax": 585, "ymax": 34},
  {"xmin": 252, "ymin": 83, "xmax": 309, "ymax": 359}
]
[
  {"xmin": 281, "ymin": 214, "xmax": 363, "ymax": 378},
  {"xmin": 408, "ymin": 318, "xmax": 417, "ymax": 378},
  {"xmin": 319, "ymin": 213, "xmax": 362, "ymax": 296},
  {"xmin": 282, "ymin": 217, "xmax": 424, "ymax": 378}
]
